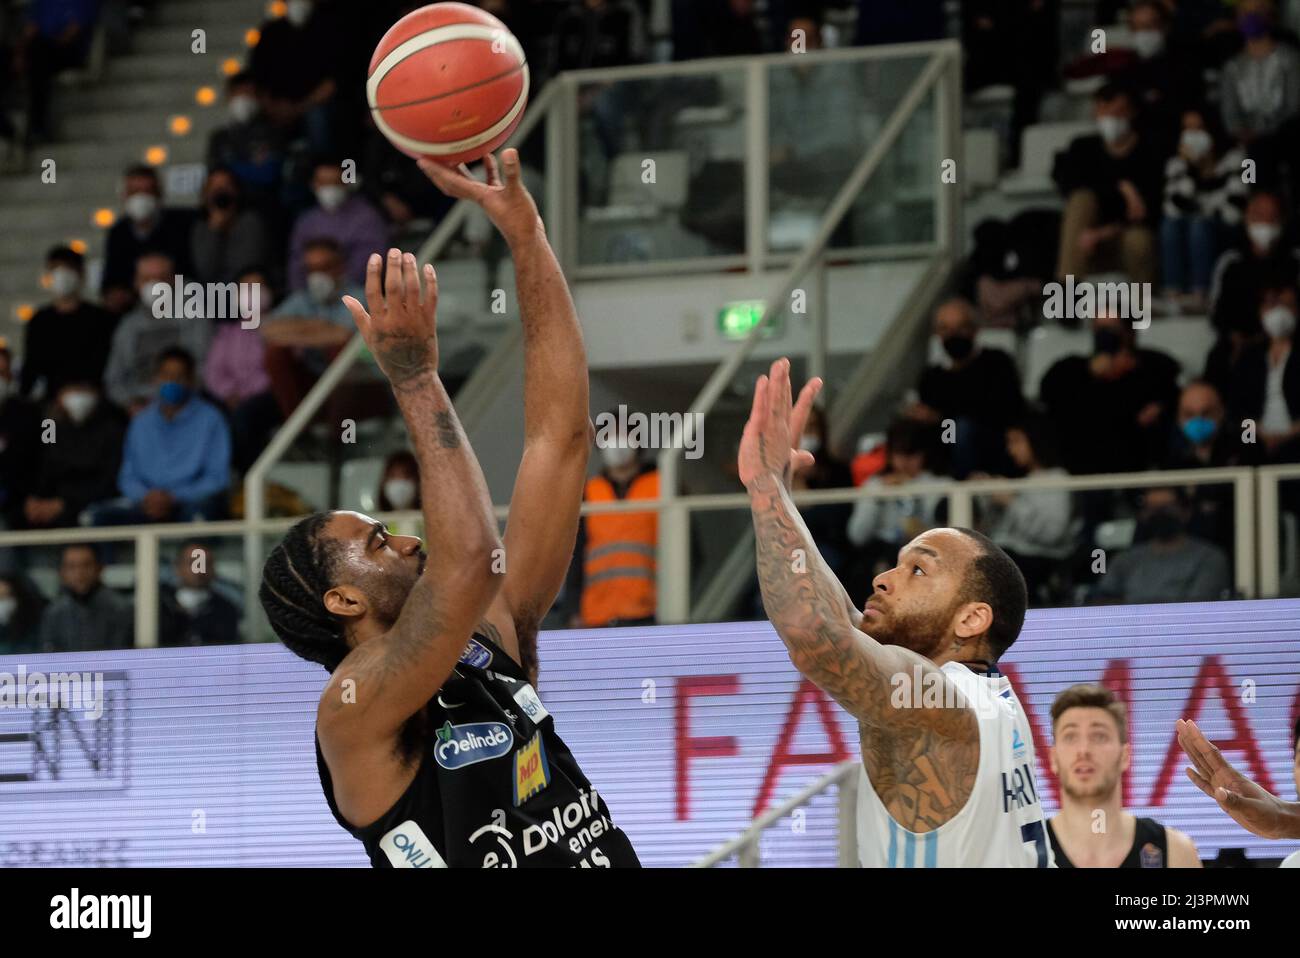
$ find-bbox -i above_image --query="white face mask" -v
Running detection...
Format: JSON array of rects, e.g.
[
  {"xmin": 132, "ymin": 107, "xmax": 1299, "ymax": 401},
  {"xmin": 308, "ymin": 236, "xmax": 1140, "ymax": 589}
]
[
  {"xmin": 175, "ymin": 587, "xmax": 209, "ymax": 614},
  {"xmin": 286, "ymin": 0, "xmax": 312, "ymax": 27},
  {"xmin": 799, "ymin": 434, "xmax": 821, "ymax": 454},
  {"xmin": 229, "ymin": 95, "xmax": 258, "ymax": 124},
  {"xmin": 1132, "ymin": 29, "xmax": 1164, "ymax": 59},
  {"xmin": 1180, "ymin": 128, "xmax": 1213, "ymax": 161},
  {"xmin": 49, "ymin": 266, "xmax": 82, "ymax": 298},
  {"xmin": 383, "ymin": 477, "xmax": 417, "ymax": 509},
  {"xmin": 1249, "ymin": 222, "xmax": 1281, "ymax": 251},
  {"xmin": 123, "ymin": 192, "xmax": 159, "ymax": 223},
  {"xmin": 601, "ymin": 444, "xmax": 636, "ymax": 470},
  {"xmin": 1262, "ymin": 305, "xmax": 1297, "ymax": 338},
  {"xmin": 62, "ymin": 390, "xmax": 98, "ymax": 424},
  {"xmin": 1097, "ymin": 115, "xmax": 1130, "ymax": 144},
  {"xmin": 306, "ymin": 271, "xmax": 337, "ymax": 303},
  {"xmin": 314, "ymin": 185, "xmax": 347, "ymax": 212},
  {"xmin": 0, "ymin": 596, "xmax": 16, "ymax": 626}
]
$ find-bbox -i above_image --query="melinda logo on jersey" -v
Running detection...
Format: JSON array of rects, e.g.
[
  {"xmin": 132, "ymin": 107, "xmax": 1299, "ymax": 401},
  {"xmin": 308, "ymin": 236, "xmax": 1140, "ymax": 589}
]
[{"xmin": 433, "ymin": 720, "xmax": 514, "ymax": 770}]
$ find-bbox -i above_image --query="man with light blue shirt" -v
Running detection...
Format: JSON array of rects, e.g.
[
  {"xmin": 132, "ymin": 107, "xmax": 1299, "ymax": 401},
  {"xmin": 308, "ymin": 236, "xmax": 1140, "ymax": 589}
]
[{"xmin": 86, "ymin": 347, "xmax": 230, "ymax": 526}]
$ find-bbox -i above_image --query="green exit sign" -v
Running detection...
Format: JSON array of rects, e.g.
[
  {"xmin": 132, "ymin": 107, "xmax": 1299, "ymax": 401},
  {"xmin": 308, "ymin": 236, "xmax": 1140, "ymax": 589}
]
[{"xmin": 718, "ymin": 300, "xmax": 781, "ymax": 340}]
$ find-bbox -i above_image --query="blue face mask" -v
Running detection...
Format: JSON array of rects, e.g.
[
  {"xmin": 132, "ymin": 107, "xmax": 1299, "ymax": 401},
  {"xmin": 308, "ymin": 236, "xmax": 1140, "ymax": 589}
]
[
  {"xmin": 159, "ymin": 382, "xmax": 191, "ymax": 406},
  {"xmin": 1182, "ymin": 416, "xmax": 1216, "ymax": 445}
]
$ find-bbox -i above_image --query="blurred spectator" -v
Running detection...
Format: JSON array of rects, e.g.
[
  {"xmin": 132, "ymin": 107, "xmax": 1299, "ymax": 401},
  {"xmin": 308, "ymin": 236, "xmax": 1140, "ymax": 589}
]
[
  {"xmin": 907, "ymin": 298, "xmax": 1026, "ymax": 477},
  {"xmin": 1161, "ymin": 379, "xmax": 1237, "ymax": 552},
  {"xmin": 206, "ymin": 71, "xmax": 286, "ymax": 207},
  {"xmin": 24, "ymin": 380, "xmax": 125, "ymax": 528},
  {"xmin": 789, "ymin": 404, "xmax": 854, "ymax": 576},
  {"xmin": 1205, "ymin": 191, "xmax": 1300, "ymax": 390},
  {"xmin": 672, "ymin": 0, "xmax": 761, "ymax": 59},
  {"xmin": 14, "ymin": 0, "xmax": 100, "ymax": 143},
  {"xmin": 262, "ymin": 238, "xmax": 363, "ymax": 418},
  {"xmin": 1220, "ymin": 0, "xmax": 1300, "ymax": 192},
  {"xmin": 159, "ymin": 540, "xmax": 239, "ymax": 646},
  {"xmin": 0, "ymin": 573, "xmax": 45, "ymax": 654},
  {"xmin": 1090, "ymin": 486, "xmax": 1231, "ymax": 603},
  {"xmin": 981, "ymin": 414, "xmax": 1074, "ymax": 602},
  {"xmin": 1227, "ymin": 282, "xmax": 1300, "ymax": 463},
  {"xmin": 1160, "ymin": 108, "xmax": 1248, "ymax": 311},
  {"xmin": 377, "ymin": 449, "xmax": 420, "ymax": 511},
  {"xmin": 0, "ymin": 347, "xmax": 40, "ymax": 529},
  {"xmin": 1040, "ymin": 313, "xmax": 1181, "ymax": 474},
  {"xmin": 88, "ymin": 348, "xmax": 230, "ymax": 525},
  {"xmin": 250, "ymin": 0, "xmax": 346, "ymax": 154},
  {"xmin": 100, "ymin": 165, "xmax": 194, "ymax": 315},
  {"xmin": 190, "ymin": 166, "xmax": 273, "ymax": 285},
  {"xmin": 287, "ymin": 159, "xmax": 389, "ymax": 290},
  {"xmin": 19, "ymin": 245, "xmax": 118, "ymax": 400},
  {"xmin": 961, "ymin": 0, "xmax": 1058, "ymax": 159},
  {"xmin": 959, "ymin": 210, "xmax": 1061, "ymax": 327},
  {"xmin": 1114, "ymin": 0, "xmax": 1205, "ymax": 150},
  {"xmin": 103, "ymin": 251, "xmax": 212, "ymax": 413},
  {"xmin": 203, "ymin": 268, "xmax": 277, "ymax": 473},
  {"xmin": 1053, "ymin": 84, "xmax": 1164, "ymax": 285},
  {"xmin": 39, "ymin": 544, "xmax": 133, "ymax": 653},
  {"xmin": 549, "ymin": 0, "xmax": 645, "ymax": 74}
]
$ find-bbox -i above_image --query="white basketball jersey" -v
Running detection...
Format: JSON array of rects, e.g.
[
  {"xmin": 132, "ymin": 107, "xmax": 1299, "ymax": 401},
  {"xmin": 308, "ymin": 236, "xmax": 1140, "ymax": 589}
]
[{"xmin": 856, "ymin": 662, "xmax": 1055, "ymax": 867}]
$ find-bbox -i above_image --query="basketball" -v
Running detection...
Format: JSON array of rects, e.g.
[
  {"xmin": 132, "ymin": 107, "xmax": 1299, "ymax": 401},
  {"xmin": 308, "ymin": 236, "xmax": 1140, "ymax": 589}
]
[{"xmin": 367, "ymin": 2, "xmax": 530, "ymax": 166}]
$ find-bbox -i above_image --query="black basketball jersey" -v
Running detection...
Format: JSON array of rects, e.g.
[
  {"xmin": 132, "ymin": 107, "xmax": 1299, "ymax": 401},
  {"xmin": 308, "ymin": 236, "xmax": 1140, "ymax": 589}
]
[
  {"xmin": 1047, "ymin": 816, "xmax": 1169, "ymax": 868},
  {"xmin": 316, "ymin": 630, "xmax": 641, "ymax": 868}
]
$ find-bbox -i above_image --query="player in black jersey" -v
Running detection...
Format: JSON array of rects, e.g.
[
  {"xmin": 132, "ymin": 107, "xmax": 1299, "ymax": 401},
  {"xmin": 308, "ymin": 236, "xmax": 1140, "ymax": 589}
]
[{"xmin": 259, "ymin": 150, "xmax": 639, "ymax": 868}]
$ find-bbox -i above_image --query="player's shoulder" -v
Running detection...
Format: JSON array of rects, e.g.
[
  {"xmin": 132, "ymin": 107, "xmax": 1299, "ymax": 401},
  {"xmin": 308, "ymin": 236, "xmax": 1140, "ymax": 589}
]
[{"xmin": 1162, "ymin": 823, "xmax": 1202, "ymax": 867}]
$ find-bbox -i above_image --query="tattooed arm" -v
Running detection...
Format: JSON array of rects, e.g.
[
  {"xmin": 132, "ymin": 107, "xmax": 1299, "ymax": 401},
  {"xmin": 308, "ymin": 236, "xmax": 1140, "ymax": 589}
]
[{"xmin": 741, "ymin": 359, "xmax": 978, "ymax": 831}]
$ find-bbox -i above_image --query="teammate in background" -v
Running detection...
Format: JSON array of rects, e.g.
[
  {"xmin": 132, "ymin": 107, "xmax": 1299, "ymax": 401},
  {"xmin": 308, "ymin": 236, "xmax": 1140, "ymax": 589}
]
[
  {"xmin": 260, "ymin": 150, "xmax": 639, "ymax": 868},
  {"xmin": 740, "ymin": 358, "xmax": 1052, "ymax": 867},
  {"xmin": 1046, "ymin": 684, "xmax": 1201, "ymax": 867},
  {"xmin": 1177, "ymin": 717, "xmax": 1300, "ymax": 855}
]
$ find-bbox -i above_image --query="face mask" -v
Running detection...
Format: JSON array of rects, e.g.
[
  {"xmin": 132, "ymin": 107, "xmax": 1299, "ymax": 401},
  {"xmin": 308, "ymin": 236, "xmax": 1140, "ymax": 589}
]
[
  {"xmin": 229, "ymin": 95, "xmax": 257, "ymax": 124},
  {"xmin": 123, "ymin": 192, "xmax": 159, "ymax": 223},
  {"xmin": 286, "ymin": 0, "xmax": 312, "ymax": 27},
  {"xmin": 62, "ymin": 390, "xmax": 98, "ymax": 424},
  {"xmin": 799, "ymin": 434, "xmax": 821, "ymax": 454},
  {"xmin": 0, "ymin": 596, "xmax": 15, "ymax": 626},
  {"xmin": 1240, "ymin": 13, "xmax": 1269, "ymax": 40},
  {"xmin": 1262, "ymin": 305, "xmax": 1297, "ymax": 338},
  {"xmin": 1182, "ymin": 416, "xmax": 1217, "ymax": 445},
  {"xmin": 49, "ymin": 266, "xmax": 81, "ymax": 298},
  {"xmin": 601, "ymin": 445, "xmax": 636, "ymax": 470},
  {"xmin": 175, "ymin": 587, "xmax": 208, "ymax": 614},
  {"xmin": 1132, "ymin": 29, "xmax": 1164, "ymax": 59},
  {"xmin": 1180, "ymin": 129, "xmax": 1212, "ymax": 161},
  {"xmin": 1094, "ymin": 328, "xmax": 1124, "ymax": 355},
  {"xmin": 1248, "ymin": 223, "xmax": 1281, "ymax": 251},
  {"xmin": 159, "ymin": 382, "xmax": 191, "ymax": 405},
  {"xmin": 306, "ymin": 271, "xmax": 337, "ymax": 303},
  {"xmin": 208, "ymin": 189, "xmax": 236, "ymax": 212},
  {"xmin": 941, "ymin": 334, "xmax": 974, "ymax": 361},
  {"xmin": 1143, "ymin": 507, "xmax": 1184, "ymax": 542},
  {"xmin": 1097, "ymin": 115, "xmax": 1130, "ymax": 144},
  {"xmin": 314, "ymin": 185, "xmax": 347, "ymax": 212},
  {"xmin": 383, "ymin": 478, "xmax": 417, "ymax": 509}
]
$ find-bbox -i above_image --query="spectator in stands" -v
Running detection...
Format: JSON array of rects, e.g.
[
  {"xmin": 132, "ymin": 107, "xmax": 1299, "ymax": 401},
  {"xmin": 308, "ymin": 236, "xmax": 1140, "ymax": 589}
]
[
  {"xmin": 906, "ymin": 298, "xmax": 1026, "ymax": 478},
  {"xmin": 980, "ymin": 413, "xmax": 1074, "ymax": 603},
  {"xmin": 0, "ymin": 573, "xmax": 45, "ymax": 654},
  {"xmin": 1162, "ymin": 379, "xmax": 1237, "ymax": 552},
  {"xmin": 287, "ymin": 159, "xmax": 389, "ymax": 291},
  {"xmin": 262, "ymin": 238, "xmax": 364, "ymax": 418},
  {"xmin": 103, "ymin": 251, "xmax": 211, "ymax": 413},
  {"xmin": 672, "ymin": 0, "xmax": 762, "ymax": 59},
  {"xmin": 159, "ymin": 540, "xmax": 240, "ymax": 646},
  {"xmin": 1160, "ymin": 108, "xmax": 1248, "ymax": 312},
  {"xmin": 206, "ymin": 71, "xmax": 286, "ymax": 208},
  {"xmin": 1114, "ymin": 0, "xmax": 1205, "ymax": 151},
  {"xmin": 961, "ymin": 0, "xmax": 1058, "ymax": 160},
  {"xmin": 1227, "ymin": 282, "xmax": 1300, "ymax": 463},
  {"xmin": 203, "ymin": 267, "xmax": 277, "ymax": 474},
  {"xmin": 88, "ymin": 348, "xmax": 230, "ymax": 526},
  {"xmin": 1040, "ymin": 312, "xmax": 1181, "ymax": 474},
  {"xmin": 377, "ymin": 449, "xmax": 420, "ymax": 512},
  {"xmin": 250, "ymin": 0, "xmax": 345, "ymax": 154},
  {"xmin": 100, "ymin": 165, "xmax": 194, "ymax": 315},
  {"xmin": 23, "ymin": 380, "xmax": 126, "ymax": 529},
  {"xmin": 19, "ymin": 246, "xmax": 117, "ymax": 400},
  {"xmin": 14, "ymin": 0, "xmax": 100, "ymax": 143},
  {"xmin": 39, "ymin": 544, "xmax": 133, "ymax": 653},
  {"xmin": 1220, "ymin": 0, "xmax": 1300, "ymax": 192},
  {"xmin": 1090, "ymin": 486, "xmax": 1231, "ymax": 603},
  {"xmin": 549, "ymin": 0, "xmax": 645, "ymax": 73},
  {"xmin": 0, "ymin": 347, "xmax": 39, "ymax": 530},
  {"xmin": 1205, "ymin": 190, "xmax": 1300, "ymax": 390},
  {"xmin": 190, "ymin": 167, "xmax": 273, "ymax": 286},
  {"xmin": 1053, "ymin": 84, "xmax": 1164, "ymax": 285}
]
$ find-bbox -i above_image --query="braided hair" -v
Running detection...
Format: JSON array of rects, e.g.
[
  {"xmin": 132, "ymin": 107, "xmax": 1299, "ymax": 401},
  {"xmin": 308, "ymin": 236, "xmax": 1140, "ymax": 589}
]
[{"xmin": 260, "ymin": 512, "xmax": 350, "ymax": 672}]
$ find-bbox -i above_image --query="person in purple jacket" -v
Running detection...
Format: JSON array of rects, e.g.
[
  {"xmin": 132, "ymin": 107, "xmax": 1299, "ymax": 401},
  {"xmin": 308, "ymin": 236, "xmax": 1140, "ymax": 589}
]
[{"xmin": 287, "ymin": 158, "xmax": 390, "ymax": 291}]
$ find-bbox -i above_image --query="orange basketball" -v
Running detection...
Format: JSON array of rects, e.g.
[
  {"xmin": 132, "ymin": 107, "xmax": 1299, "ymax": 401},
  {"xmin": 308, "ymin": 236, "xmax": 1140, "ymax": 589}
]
[{"xmin": 367, "ymin": 2, "xmax": 529, "ymax": 166}]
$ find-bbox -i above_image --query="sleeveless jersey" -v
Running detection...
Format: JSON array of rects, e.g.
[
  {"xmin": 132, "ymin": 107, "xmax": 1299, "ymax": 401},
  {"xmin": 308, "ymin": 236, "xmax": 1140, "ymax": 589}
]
[
  {"xmin": 857, "ymin": 661, "xmax": 1054, "ymax": 867},
  {"xmin": 316, "ymin": 630, "xmax": 641, "ymax": 868},
  {"xmin": 1047, "ymin": 816, "xmax": 1170, "ymax": 868}
]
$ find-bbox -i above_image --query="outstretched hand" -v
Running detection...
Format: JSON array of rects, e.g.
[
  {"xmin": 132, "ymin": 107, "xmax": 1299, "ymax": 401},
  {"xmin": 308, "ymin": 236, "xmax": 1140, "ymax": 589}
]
[
  {"xmin": 418, "ymin": 148, "xmax": 541, "ymax": 244},
  {"xmin": 342, "ymin": 248, "xmax": 440, "ymax": 390},
  {"xmin": 738, "ymin": 357, "xmax": 823, "ymax": 489},
  {"xmin": 1177, "ymin": 718, "xmax": 1295, "ymax": 839}
]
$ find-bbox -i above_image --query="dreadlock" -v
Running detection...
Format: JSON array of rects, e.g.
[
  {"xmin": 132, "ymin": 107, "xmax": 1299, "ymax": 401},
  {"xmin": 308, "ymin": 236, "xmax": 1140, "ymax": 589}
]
[{"xmin": 260, "ymin": 512, "xmax": 350, "ymax": 672}]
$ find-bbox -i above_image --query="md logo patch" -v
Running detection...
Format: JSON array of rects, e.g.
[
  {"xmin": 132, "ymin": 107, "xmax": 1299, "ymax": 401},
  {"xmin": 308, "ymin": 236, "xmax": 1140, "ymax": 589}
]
[
  {"xmin": 434, "ymin": 720, "xmax": 514, "ymax": 770},
  {"xmin": 512, "ymin": 732, "xmax": 551, "ymax": 806},
  {"xmin": 459, "ymin": 638, "xmax": 493, "ymax": 669}
]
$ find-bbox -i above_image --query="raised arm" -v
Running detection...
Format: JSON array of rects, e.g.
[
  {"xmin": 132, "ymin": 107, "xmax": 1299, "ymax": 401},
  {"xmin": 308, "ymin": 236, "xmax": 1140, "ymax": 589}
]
[
  {"xmin": 420, "ymin": 151, "xmax": 591, "ymax": 684},
  {"xmin": 1178, "ymin": 718, "xmax": 1300, "ymax": 840}
]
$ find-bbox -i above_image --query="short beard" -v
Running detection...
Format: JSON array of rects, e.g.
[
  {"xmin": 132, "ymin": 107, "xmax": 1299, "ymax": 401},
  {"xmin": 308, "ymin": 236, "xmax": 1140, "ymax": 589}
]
[
  {"xmin": 871, "ymin": 599, "xmax": 955, "ymax": 660},
  {"xmin": 1061, "ymin": 768, "xmax": 1120, "ymax": 804}
]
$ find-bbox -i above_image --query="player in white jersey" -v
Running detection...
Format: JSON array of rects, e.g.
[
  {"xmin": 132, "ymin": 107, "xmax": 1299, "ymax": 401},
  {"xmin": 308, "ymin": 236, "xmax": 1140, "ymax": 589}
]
[{"xmin": 739, "ymin": 358, "xmax": 1052, "ymax": 867}]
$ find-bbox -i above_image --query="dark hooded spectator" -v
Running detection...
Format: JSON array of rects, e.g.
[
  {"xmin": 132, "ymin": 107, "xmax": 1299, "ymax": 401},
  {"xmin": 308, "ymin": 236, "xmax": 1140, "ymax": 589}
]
[
  {"xmin": 205, "ymin": 71, "xmax": 287, "ymax": 208},
  {"xmin": 13, "ymin": 0, "xmax": 100, "ymax": 144},
  {"xmin": 19, "ymin": 246, "xmax": 118, "ymax": 400},
  {"xmin": 189, "ymin": 166, "xmax": 273, "ymax": 286},
  {"xmin": 24, "ymin": 380, "xmax": 126, "ymax": 529},
  {"xmin": 249, "ymin": 0, "xmax": 347, "ymax": 154},
  {"xmin": 1227, "ymin": 282, "xmax": 1300, "ymax": 464}
]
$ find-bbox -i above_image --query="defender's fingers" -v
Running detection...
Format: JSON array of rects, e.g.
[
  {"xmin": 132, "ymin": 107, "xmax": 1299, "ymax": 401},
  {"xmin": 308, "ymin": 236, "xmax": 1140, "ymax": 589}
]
[
  {"xmin": 341, "ymin": 295, "xmax": 371, "ymax": 337},
  {"xmin": 384, "ymin": 248, "xmax": 403, "ymax": 317},
  {"xmin": 750, "ymin": 374, "xmax": 769, "ymax": 429},
  {"xmin": 418, "ymin": 157, "xmax": 474, "ymax": 198},
  {"xmin": 421, "ymin": 263, "xmax": 439, "ymax": 320},
  {"xmin": 401, "ymin": 252, "xmax": 420, "ymax": 316},
  {"xmin": 769, "ymin": 358, "xmax": 792, "ymax": 419},
  {"xmin": 789, "ymin": 377, "xmax": 823, "ymax": 438},
  {"xmin": 1185, "ymin": 765, "xmax": 1215, "ymax": 798},
  {"xmin": 792, "ymin": 450, "xmax": 816, "ymax": 470},
  {"xmin": 363, "ymin": 252, "xmax": 383, "ymax": 315}
]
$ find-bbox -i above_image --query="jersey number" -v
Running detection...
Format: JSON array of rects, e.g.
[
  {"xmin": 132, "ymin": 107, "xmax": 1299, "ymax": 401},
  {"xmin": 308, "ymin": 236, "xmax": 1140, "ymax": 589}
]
[{"xmin": 1021, "ymin": 820, "xmax": 1048, "ymax": 868}]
